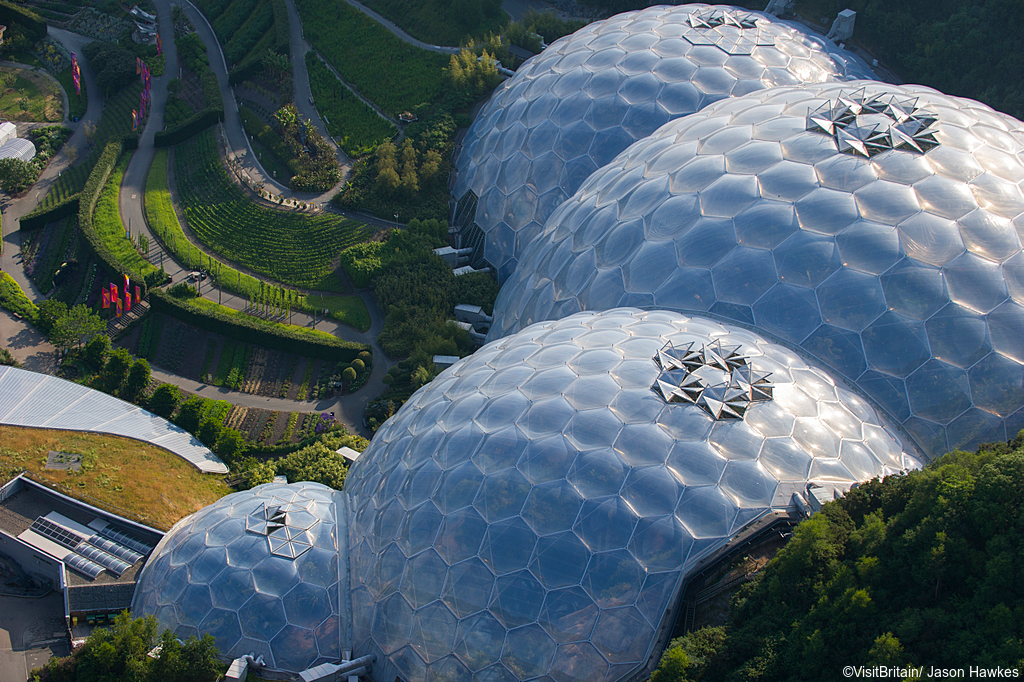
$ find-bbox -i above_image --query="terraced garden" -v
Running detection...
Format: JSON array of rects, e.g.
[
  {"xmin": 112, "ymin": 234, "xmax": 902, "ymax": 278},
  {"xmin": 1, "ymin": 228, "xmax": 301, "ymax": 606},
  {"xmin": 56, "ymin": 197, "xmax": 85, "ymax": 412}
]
[
  {"xmin": 305, "ymin": 53, "xmax": 397, "ymax": 157},
  {"xmin": 174, "ymin": 130, "xmax": 373, "ymax": 287},
  {"xmin": 33, "ymin": 82, "xmax": 142, "ymax": 214},
  {"xmin": 295, "ymin": 0, "xmax": 449, "ymax": 116}
]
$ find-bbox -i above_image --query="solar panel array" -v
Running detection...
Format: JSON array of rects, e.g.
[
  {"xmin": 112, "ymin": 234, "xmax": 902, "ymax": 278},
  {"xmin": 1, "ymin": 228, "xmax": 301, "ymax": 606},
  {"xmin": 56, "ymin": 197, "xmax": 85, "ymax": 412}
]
[
  {"xmin": 30, "ymin": 517, "xmax": 141, "ymax": 579},
  {"xmin": 98, "ymin": 525, "xmax": 153, "ymax": 556}
]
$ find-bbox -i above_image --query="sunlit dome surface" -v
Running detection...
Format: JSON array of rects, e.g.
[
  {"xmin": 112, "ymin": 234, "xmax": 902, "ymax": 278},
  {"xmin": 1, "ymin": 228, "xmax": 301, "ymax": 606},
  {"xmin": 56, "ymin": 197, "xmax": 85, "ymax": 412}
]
[
  {"xmin": 131, "ymin": 482, "xmax": 348, "ymax": 674},
  {"xmin": 489, "ymin": 81, "xmax": 1024, "ymax": 460},
  {"xmin": 344, "ymin": 308, "xmax": 918, "ymax": 682},
  {"xmin": 452, "ymin": 3, "xmax": 873, "ymax": 282}
]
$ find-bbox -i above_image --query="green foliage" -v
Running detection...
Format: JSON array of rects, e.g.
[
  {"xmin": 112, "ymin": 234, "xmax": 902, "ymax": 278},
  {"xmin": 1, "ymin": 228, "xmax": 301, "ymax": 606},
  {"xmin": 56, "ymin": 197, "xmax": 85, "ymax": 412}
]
[
  {"xmin": 49, "ymin": 303, "xmax": 105, "ymax": 352},
  {"xmin": 91, "ymin": 153, "xmax": 155, "ymax": 280},
  {"xmin": 148, "ymin": 383, "xmax": 182, "ymax": 419},
  {"xmin": 176, "ymin": 34, "xmax": 209, "ymax": 74},
  {"xmin": 237, "ymin": 431, "xmax": 368, "ymax": 489},
  {"xmin": 352, "ymin": 0, "xmax": 503, "ymax": 45},
  {"xmin": 333, "ymin": 106, "xmax": 456, "ymax": 221},
  {"xmin": 103, "ymin": 347, "xmax": 133, "ymax": 393},
  {"xmin": 305, "ymin": 52, "xmax": 397, "ymax": 157},
  {"xmin": 84, "ymin": 334, "xmax": 110, "ymax": 372},
  {"xmin": 175, "ymin": 130, "xmax": 370, "ymax": 290},
  {"xmin": 339, "ymin": 217, "xmax": 446, "ymax": 287},
  {"xmin": 342, "ymin": 366, "xmax": 356, "ymax": 382},
  {"xmin": 688, "ymin": 433, "xmax": 1024, "ymax": 679},
  {"xmin": 30, "ymin": 612, "xmax": 221, "ymax": 682},
  {"xmin": 651, "ymin": 627, "xmax": 727, "ymax": 682},
  {"xmin": 0, "ymin": 1, "xmax": 48, "ymax": 44},
  {"xmin": 82, "ymin": 41, "xmax": 137, "ymax": 96},
  {"xmin": 55, "ymin": 65, "xmax": 87, "ymax": 120},
  {"xmin": 295, "ymin": 0, "xmax": 450, "ymax": 116},
  {"xmin": 446, "ymin": 48, "xmax": 503, "ymax": 101},
  {"xmin": 0, "ymin": 157, "xmax": 37, "ymax": 193},
  {"xmin": 831, "ymin": 0, "xmax": 1024, "ymax": 120},
  {"xmin": 175, "ymin": 395, "xmax": 205, "ymax": 433},
  {"xmin": 149, "ymin": 290, "xmax": 368, "ymax": 362},
  {"xmin": 512, "ymin": 8, "xmax": 587, "ymax": 45},
  {"xmin": 124, "ymin": 358, "xmax": 152, "ymax": 401},
  {"xmin": 0, "ymin": 271, "xmax": 39, "ymax": 324},
  {"xmin": 0, "ymin": 346, "xmax": 20, "ymax": 367}
]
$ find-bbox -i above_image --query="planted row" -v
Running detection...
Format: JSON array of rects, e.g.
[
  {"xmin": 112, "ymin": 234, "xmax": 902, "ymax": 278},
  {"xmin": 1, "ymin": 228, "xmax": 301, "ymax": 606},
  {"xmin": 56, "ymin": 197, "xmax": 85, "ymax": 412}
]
[{"xmin": 305, "ymin": 53, "xmax": 397, "ymax": 157}]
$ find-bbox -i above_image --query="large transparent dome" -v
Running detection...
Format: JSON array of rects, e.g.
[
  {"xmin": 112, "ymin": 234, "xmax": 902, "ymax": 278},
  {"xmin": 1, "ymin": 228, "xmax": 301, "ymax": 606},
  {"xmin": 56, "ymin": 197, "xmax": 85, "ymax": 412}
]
[
  {"xmin": 490, "ymin": 81, "xmax": 1024, "ymax": 460},
  {"xmin": 344, "ymin": 308, "xmax": 918, "ymax": 682},
  {"xmin": 131, "ymin": 482, "xmax": 349, "ymax": 674},
  {"xmin": 452, "ymin": 3, "xmax": 872, "ymax": 282}
]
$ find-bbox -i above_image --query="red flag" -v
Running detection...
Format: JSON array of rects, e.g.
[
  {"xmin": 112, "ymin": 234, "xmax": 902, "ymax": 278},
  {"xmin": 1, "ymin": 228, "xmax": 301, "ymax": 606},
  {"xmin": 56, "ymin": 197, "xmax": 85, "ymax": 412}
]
[
  {"xmin": 102, "ymin": 289, "xmax": 110, "ymax": 309},
  {"xmin": 110, "ymin": 282, "xmax": 117, "ymax": 301},
  {"xmin": 136, "ymin": 57, "xmax": 142, "ymax": 75},
  {"xmin": 116, "ymin": 298, "xmax": 123, "ymax": 317},
  {"xmin": 132, "ymin": 109, "xmax": 138, "ymax": 131},
  {"xmin": 123, "ymin": 273, "xmax": 130, "ymax": 294},
  {"xmin": 71, "ymin": 53, "xmax": 80, "ymax": 96},
  {"xmin": 135, "ymin": 285, "xmax": 141, "ymax": 304},
  {"xmin": 157, "ymin": 35, "xmax": 162, "ymax": 56},
  {"xmin": 125, "ymin": 293, "xmax": 132, "ymax": 313}
]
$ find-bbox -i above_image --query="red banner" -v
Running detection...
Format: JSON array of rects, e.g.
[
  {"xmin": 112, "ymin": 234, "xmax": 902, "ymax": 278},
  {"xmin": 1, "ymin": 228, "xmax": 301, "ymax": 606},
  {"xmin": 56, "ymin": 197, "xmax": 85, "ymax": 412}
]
[
  {"xmin": 125, "ymin": 293, "xmax": 132, "ymax": 313},
  {"xmin": 116, "ymin": 298, "xmax": 122, "ymax": 317},
  {"xmin": 123, "ymin": 274, "xmax": 130, "ymax": 294},
  {"xmin": 71, "ymin": 53, "xmax": 80, "ymax": 96},
  {"xmin": 136, "ymin": 57, "xmax": 142, "ymax": 75},
  {"xmin": 132, "ymin": 109, "xmax": 138, "ymax": 131},
  {"xmin": 110, "ymin": 283, "xmax": 117, "ymax": 301},
  {"xmin": 102, "ymin": 290, "xmax": 109, "ymax": 309},
  {"xmin": 135, "ymin": 285, "xmax": 141, "ymax": 304}
]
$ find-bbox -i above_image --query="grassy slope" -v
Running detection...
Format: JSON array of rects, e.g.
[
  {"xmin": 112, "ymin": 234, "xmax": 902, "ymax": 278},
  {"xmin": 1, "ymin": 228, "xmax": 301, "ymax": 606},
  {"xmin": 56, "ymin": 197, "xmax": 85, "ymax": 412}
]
[
  {"xmin": 0, "ymin": 426, "xmax": 230, "ymax": 530},
  {"xmin": 94, "ymin": 153, "xmax": 155, "ymax": 276}
]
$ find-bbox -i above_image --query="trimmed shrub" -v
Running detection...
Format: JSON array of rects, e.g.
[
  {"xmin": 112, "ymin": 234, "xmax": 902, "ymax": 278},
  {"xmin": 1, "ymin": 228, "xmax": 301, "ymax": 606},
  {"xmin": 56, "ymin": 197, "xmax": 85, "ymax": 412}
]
[
  {"xmin": 153, "ymin": 108, "xmax": 223, "ymax": 147},
  {"xmin": 149, "ymin": 290, "xmax": 368, "ymax": 361},
  {"xmin": 21, "ymin": 193, "xmax": 79, "ymax": 230}
]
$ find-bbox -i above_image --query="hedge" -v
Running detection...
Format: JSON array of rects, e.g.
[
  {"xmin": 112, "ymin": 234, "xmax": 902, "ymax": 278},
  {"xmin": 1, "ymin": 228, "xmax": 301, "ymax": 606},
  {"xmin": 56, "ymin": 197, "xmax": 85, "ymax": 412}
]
[
  {"xmin": 77, "ymin": 141, "xmax": 164, "ymax": 296},
  {"xmin": 154, "ymin": 107, "xmax": 223, "ymax": 147},
  {"xmin": 0, "ymin": 272, "xmax": 39, "ymax": 324},
  {"xmin": 200, "ymin": 70, "xmax": 223, "ymax": 113},
  {"xmin": 271, "ymin": 0, "xmax": 289, "ymax": 55},
  {"xmin": 0, "ymin": 0, "xmax": 47, "ymax": 42},
  {"xmin": 149, "ymin": 290, "xmax": 368, "ymax": 362},
  {"xmin": 21, "ymin": 193, "xmax": 79, "ymax": 230}
]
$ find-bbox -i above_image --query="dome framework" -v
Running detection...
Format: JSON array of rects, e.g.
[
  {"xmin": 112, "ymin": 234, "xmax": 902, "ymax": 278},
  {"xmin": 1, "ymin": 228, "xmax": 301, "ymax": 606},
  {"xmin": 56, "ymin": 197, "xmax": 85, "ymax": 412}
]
[
  {"xmin": 344, "ymin": 309, "xmax": 917, "ymax": 682},
  {"xmin": 452, "ymin": 3, "xmax": 872, "ymax": 282},
  {"xmin": 489, "ymin": 81, "xmax": 1024, "ymax": 460}
]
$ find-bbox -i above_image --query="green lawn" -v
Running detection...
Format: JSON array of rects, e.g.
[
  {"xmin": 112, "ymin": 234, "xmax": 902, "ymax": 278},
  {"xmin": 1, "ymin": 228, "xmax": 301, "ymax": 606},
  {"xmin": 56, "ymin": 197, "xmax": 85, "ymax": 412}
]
[
  {"xmin": 0, "ymin": 66, "xmax": 63, "ymax": 122},
  {"xmin": 94, "ymin": 153, "xmax": 154, "ymax": 276},
  {"xmin": 145, "ymin": 148, "xmax": 371, "ymax": 332}
]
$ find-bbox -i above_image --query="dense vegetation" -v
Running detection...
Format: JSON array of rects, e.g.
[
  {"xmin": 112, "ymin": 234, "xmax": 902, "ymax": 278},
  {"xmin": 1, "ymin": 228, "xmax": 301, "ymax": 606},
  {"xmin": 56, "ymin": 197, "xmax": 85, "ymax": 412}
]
[
  {"xmin": 192, "ymin": 0, "xmax": 289, "ymax": 80},
  {"xmin": 356, "ymin": 0, "xmax": 504, "ymax": 46},
  {"xmin": 237, "ymin": 430, "xmax": 369, "ymax": 489},
  {"xmin": 0, "ymin": 271, "xmax": 39, "ymax": 323},
  {"xmin": 653, "ymin": 433, "xmax": 1024, "ymax": 680},
  {"xmin": 237, "ymin": 102, "xmax": 341, "ymax": 192},
  {"xmin": 334, "ymin": 108, "xmax": 456, "ymax": 222},
  {"xmin": 341, "ymin": 217, "xmax": 497, "ymax": 365},
  {"xmin": 295, "ymin": 0, "xmax": 450, "ymax": 117},
  {"xmin": 92, "ymin": 153, "xmax": 153, "ymax": 277},
  {"xmin": 30, "ymin": 613, "xmax": 222, "ymax": 682},
  {"xmin": 175, "ymin": 129, "xmax": 371, "ymax": 291},
  {"xmin": 305, "ymin": 52, "xmax": 397, "ymax": 157},
  {"xmin": 82, "ymin": 41, "xmax": 140, "ymax": 96},
  {"xmin": 0, "ymin": 125, "xmax": 70, "ymax": 194}
]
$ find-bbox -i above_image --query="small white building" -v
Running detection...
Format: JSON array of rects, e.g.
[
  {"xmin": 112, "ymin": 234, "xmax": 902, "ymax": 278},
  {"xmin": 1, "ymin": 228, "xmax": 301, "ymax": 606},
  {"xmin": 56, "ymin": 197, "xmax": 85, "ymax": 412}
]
[
  {"xmin": 0, "ymin": 121, "xmax": 17, "ymax": 146},
  {"xmin": 0, "ymin": 137, "xmax": 35, "ymax": 162}
]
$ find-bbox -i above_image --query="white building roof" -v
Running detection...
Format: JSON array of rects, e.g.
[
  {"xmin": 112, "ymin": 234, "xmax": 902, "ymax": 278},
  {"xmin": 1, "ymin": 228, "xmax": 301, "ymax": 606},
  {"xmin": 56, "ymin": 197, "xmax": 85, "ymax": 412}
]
[
  {"xmin": 0, "ymin": 137, "xmax": 35, "ymax": 162},
  {"xmin": 0, "ymin": 366, "xmax": 227, "ymax": 473}
]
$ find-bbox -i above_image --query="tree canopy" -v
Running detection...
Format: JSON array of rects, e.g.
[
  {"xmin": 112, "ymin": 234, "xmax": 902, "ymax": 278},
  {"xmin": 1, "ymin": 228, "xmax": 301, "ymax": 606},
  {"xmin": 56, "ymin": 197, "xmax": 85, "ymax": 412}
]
[{"xmin": 652, "ymin": 432, "xmax": 1024, "ymax": 680}]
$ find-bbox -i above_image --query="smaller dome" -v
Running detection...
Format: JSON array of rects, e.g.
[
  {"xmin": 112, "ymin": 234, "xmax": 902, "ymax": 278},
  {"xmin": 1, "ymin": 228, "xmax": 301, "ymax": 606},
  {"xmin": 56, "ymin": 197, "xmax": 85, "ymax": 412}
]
[{"xmin": 131, "ymin": 482, "xmax": 348, "ymax": 674}]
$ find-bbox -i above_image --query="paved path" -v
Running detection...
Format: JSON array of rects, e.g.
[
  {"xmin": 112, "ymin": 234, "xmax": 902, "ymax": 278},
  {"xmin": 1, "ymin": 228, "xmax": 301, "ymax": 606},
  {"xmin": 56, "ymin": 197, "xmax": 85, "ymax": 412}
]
[
  {"xmin": 180, "ymin": 0, "xmax": 347, "ymax": 203},
  {"xmin": 0, "ymin": 310, "xmax": 58, "ymax": 373},
  {"xmin": 0, "ymin": 27, "xmax": 103, "ymax": 300}
]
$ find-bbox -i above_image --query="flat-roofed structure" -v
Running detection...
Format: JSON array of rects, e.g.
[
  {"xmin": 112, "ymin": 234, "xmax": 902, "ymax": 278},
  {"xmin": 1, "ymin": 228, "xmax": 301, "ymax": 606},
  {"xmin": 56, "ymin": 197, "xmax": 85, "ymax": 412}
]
[{"xmin": 0, "ymin": 366, "xmax": 227, "ymax": 474}]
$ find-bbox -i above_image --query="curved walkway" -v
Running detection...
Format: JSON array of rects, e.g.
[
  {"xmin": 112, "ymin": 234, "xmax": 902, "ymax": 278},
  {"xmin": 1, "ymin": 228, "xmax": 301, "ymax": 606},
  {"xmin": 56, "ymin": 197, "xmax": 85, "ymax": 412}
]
[
  {"xmin": 0, "ymin": 27, "xmax": 103, "ymax": 302},
  {"xmin": 338, "ymin": 0, "xmax": 459, "ymax": 54}
]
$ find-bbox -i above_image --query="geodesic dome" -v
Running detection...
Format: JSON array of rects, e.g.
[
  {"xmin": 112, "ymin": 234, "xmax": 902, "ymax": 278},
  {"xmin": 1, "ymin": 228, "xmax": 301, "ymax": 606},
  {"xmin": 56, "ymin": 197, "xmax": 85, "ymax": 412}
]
[
  {"xmin": 452, "ymin": 3, "xmax": 873, "ymax": 282},
  {"xmin": 131, "ymin": 482, "xmax": 349, "ymax": 674},
  {"xmin": 344, "ymin": 308, "xmax": 918, "ymax": 682},
  {"xmin": 489, "ymin": 81, "xmax": 1024, "ymax": 460}
]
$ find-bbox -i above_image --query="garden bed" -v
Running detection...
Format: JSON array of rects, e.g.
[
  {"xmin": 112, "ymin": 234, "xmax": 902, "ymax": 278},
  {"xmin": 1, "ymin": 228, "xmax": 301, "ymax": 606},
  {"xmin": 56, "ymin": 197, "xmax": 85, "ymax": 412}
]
[{"xmin": 0, "ymin": 66, "xmax": 63, "ymax": 121}]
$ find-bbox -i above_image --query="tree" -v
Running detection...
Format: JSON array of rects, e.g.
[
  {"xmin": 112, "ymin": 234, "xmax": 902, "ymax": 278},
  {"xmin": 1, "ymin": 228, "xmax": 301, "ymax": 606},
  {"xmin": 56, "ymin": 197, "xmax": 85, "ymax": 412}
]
[
  {"xmin": 0, "ymin": 158, "xmax": 38, "ymax": 194},
  {"xmin": 274, "ymin": 103, "xmax": 298, "ymax": 130},
  {"xmin": 148, "ymin": 383, "xmax": 181, "ymax": 419},
  {"xmin": 103, "ymin": 347, "xmax": 133, "ymax": 392},
  {"xmin": 124, "ymin": 359, "xmax": 152, "ymax": 402},
  {"xmin": 214, "ymin": 428, "xmax": 246, "ymax": 461},
  {"xmin": 176, "ymin": 396, "xmax": 205, "ymax": 434},
  {"xmin": 351, "ymin": 358, "xmax": 365, "ymax": 373},
  {"xmin": 198, "ymin": 417, "xmax": 223, "ymax": 447},
  {"xmin": 0, "ymin": 347, "xmax": 20, "ymax": 367},
  {"xmin": 342, "ymin": 366, "xmax": 357, "ymax": 382},
  {"xmin": 50, "ymin": 304, "xmax": 105, "ymax": 352},
  {"xmin": 36, "ymin": 298, "xmax": 68, "ymax": 336},
  {"xmin": 84, "ymin": 334, "xmax": 111, "ymax": 372},
  {"xmin": 411, "ymin": 364, "xmax": 431, "ymax": 389}
]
